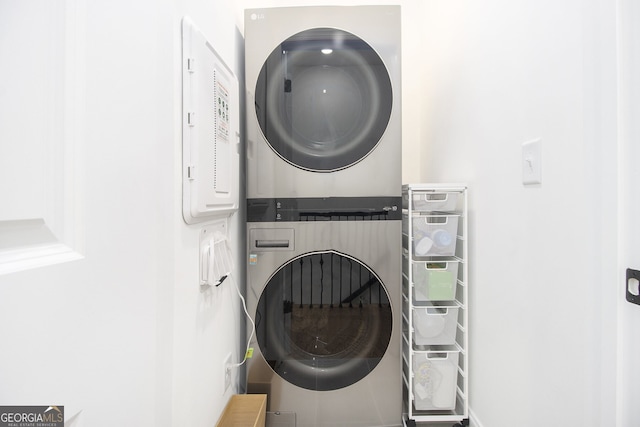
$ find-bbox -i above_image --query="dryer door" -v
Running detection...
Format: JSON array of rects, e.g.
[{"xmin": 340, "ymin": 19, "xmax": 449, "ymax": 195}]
[
  {"xmin": 255, "ymin": 250, "xmax": 393, "ymax": 391},
  {"xmin": 255, "ymin": 28, "xmax": 393, "ymax": 172}
]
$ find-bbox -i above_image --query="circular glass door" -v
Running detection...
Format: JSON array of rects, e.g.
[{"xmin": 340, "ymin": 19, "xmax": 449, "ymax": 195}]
[
  {"xmin": 255, "ymin": 251, "xmax": 393, "ymax": 391},
  {"xmin": 255, "ymin": 28, "xmax": 393, "ymax": 172}
]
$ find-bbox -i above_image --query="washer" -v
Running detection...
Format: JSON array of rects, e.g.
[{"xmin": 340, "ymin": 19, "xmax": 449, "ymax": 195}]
[
  {"xmin": 245, "ymin": 6, "xmax": 401, "ymax": 199},
  {"xmin": 246, "ymin": 200, "xmax": 401, "ymax": 427}
]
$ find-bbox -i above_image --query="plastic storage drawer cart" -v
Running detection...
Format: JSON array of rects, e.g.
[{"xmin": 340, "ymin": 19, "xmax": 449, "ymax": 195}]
[{"xmin": 402, "ymin": 184, "xmax": 469, "ymax": 427}]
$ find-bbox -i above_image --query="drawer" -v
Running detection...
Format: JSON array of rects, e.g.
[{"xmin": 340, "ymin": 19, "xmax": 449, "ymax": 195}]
[
  {"xmin": 413, "ymin": 351, "xmax": 459, "ymax": 410},
  {"xmin": 403, "ymin": 191, "xmax": 459, "ymax": 212},
  {"xmin": 403, "ymin": 214, "xmax": 459, "ymax": 257},
  {"xmin": 411, "ymin": 260, "xmax": 459, "ymax": 302},
  {"xmin": 412, "ymin": 306, "xmax": 459, "ymax": 346}
]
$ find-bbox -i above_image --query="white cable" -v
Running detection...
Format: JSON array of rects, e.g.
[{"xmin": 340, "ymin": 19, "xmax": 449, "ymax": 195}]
[{"xmin": 227, "ymin": 272, "xmax": 255, "ymax": 371}]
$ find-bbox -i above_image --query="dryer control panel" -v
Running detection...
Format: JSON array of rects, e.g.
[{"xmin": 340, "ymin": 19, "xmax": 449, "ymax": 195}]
[{"xmin": 246, "ymin": 196, "xmax": 401, "ymax": 222}]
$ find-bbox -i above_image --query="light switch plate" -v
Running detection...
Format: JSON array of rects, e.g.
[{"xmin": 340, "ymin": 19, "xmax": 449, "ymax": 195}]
[{"xmin": 522, "ymin": 139, "xmax": 542, "ymax": 185}]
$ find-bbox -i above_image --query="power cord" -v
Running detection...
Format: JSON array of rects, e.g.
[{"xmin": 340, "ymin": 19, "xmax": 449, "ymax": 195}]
[{"xmin": 226, "ymin": 272, "xmax": 255, "ymax": 371}]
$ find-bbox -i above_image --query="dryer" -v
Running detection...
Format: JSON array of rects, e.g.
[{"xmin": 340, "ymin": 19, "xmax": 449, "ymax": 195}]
[
  {"xmin": 244, "ymin": 6, "xmax": 401, "ymax": 199},
  {"xmin": 246, "ymin": 201, "xmax": 401, "ymax": 426}
]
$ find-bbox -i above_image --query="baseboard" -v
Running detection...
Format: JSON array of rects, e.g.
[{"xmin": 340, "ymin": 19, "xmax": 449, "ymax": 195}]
[{"xmin": 469, "ymin": 408, "xmax": 485, "ymax": 427}]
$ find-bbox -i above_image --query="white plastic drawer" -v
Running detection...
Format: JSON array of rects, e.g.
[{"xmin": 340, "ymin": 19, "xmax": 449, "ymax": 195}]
[
  {"xmin": 403, "ymin": 214, "xmax": 459, "ymax": 257},
  {"xmin": 412, "ymin": 260, "xmax": 459, "ymax": 302},
  {"xmin": 404, "ymin": 191, "xmax": 458, "ymax": 212},
  {"xmin": 413, "ymin": 351, "xmax": 459, "ymax": 410},
  {"xmin": 412, "ymin": 306, "xmax": 459, "ymax": 346}
]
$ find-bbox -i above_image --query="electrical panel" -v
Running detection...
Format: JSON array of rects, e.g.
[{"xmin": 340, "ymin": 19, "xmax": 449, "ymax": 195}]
[{"xmin": 182, "ymin": 17, "xmax": 240, "ymax": 224}]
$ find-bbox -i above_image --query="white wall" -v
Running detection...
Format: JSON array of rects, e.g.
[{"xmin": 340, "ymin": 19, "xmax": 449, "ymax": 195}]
[
  {"xmin": 170, "ymin": 0, "xmax": 248, "ymax": 425},
  {"xmin": 417, "ymin": 0, "xmax": 619, "ymax": 426}
]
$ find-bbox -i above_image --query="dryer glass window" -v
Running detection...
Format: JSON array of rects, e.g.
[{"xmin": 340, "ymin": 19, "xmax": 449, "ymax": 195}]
[
  {"xmin": 255, "ymin": 28, "xmax": 393, "ymax": 172},
  {"xmin": 255, "ymin": 251, "xmax": 393, "ymax": 391}
]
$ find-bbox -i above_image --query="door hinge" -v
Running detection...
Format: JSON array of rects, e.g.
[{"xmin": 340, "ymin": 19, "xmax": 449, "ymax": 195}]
[{"xmin": 626, "ymin": 268, "xmax": 640, "ymax": 306}]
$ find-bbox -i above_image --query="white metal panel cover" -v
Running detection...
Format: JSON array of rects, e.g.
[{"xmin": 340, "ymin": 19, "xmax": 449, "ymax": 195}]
[{"xmin": 182, "ymin": 17, "xmax": 239, "ymax": 223}]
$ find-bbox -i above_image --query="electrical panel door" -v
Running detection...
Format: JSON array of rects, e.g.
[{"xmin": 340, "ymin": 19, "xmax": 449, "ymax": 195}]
[{"xmin": 182, "ymin": 17, "xmax": 239, "ymax": 223}]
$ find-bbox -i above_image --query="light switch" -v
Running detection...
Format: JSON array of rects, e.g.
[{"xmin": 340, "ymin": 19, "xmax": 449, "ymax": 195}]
[{"xmin": 522, "ymin": 139, "xmax": 542, "ymax": 185}]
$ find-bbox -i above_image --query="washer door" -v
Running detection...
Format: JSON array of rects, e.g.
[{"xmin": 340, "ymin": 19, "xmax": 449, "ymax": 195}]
[
  {"xmin": 255, "ymin": 28, "xmax": 393, "ymax": 172},
  {"xmin": 255, "ymin": 251, "xmax": 393, "ymax": 391}
]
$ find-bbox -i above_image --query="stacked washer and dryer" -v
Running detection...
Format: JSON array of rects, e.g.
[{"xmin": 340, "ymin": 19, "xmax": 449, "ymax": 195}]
[{"xmin": 244, "ymin": 6, "xmax": 402, "ymax": 427}]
